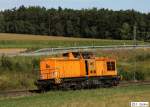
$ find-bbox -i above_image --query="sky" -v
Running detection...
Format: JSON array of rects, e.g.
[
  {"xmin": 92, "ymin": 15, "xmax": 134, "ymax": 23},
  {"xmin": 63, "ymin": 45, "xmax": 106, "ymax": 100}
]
[{"xmin": 0, "ymin": 0, "xmax": 149, "ymax": 13}]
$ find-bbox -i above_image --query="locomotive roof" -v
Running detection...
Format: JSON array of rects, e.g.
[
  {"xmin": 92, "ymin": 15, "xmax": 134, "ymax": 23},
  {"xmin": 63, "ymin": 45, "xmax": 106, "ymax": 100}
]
[{"xmin": 41, "ymin": 51, "xmax": 116, "ymax": 61}]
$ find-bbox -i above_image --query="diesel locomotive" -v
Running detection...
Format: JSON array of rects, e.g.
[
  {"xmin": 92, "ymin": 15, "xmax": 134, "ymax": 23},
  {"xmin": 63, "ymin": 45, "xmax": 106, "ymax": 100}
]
[{"xmin": 35, "ymin": 52, "xmax": 120, "ymax": 91}]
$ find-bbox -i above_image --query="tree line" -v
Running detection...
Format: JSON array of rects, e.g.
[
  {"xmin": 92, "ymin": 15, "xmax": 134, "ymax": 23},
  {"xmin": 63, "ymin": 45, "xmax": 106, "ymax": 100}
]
[{"xmin": 0, "ymin": 6, "xmax": 150, "ymax": 40}]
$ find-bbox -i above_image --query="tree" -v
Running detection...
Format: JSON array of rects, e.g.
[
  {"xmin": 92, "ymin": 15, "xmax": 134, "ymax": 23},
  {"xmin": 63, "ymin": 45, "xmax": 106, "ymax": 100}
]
[
  {"xmin": 0, "ymin": 6, "xmax": 149, "ymax": 40},
  {"xmin": 54, "ymin": 22, "xmax": 64, "ymax": 36},
  {"xmin": 66, "ymin": 20, "xmax": 74, "ymax": 36},
  {"xmin": 0, "ymin": 12, "xmax": 4, "ymax": 32},
  {"xmin": 120, "ymin": 23, "xmax": 131, "ymax": 39}
]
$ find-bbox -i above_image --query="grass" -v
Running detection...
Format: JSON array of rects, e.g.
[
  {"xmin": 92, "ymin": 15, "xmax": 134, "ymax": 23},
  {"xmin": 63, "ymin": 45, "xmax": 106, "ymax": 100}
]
[
  {"xmin": 97, "ymin": 48, "xmax": 150, "ymax": 80},
  {"xmin": 0, "ymin": 33, "xmax": 149, "ymax": 107},
  {"xmin": 0, "ymin": 33, "xmax": 149, "ymax": 90},
  {"xmin": 0, "ymin": 85, "xmax": 150, "ymax": 107},
  {"xmin": 0, "ymin": 48, "xmax": 149, "ymax": 91},
  {"xmin": 0, "ymin": 33, "xmax": 148, "ymax": 48},
  {"xmin": 0, "ymin": 56, "xmax": 40, "ymax": 90}
]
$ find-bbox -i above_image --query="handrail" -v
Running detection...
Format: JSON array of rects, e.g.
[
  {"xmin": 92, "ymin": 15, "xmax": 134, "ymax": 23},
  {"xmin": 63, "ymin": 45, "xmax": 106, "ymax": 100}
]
[
  {"xmin": 19, "ymin": 45, "xmax": 150, "ymax": 56},
  {"xmin": 40, "ymin": 70, "xmax": 60, "ymax": 80}
]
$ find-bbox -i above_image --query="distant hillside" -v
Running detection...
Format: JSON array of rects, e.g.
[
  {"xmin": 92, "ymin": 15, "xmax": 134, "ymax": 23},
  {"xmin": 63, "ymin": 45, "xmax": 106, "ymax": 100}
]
[{"xmin": 0, "ymin": 6, "xmax": 150, "ymax": 40}]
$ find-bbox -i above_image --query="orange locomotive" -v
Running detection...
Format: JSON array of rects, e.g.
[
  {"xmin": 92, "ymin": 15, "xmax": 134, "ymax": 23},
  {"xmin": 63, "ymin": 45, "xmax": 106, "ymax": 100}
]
[{"xmin": 35, "ymin": 52, "xmax": 120, "ymax": 91}]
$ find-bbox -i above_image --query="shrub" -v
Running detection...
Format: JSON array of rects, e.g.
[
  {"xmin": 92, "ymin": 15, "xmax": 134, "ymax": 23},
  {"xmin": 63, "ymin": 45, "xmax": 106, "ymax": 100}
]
[
  {"xmin": 134, "ymin": 71, "xmax": 145, "ymax": 80},
  {"xmin": 119, "ymin": 68, "xmax": 145, "ymax": 80},
  {"xmin": 14, "ymin": 62, "xmax": 23, "ymax": 71},
  {"xmin": 0, "ymin": 55, "xmax": 13, "ymax": 70},
  {"xmin": 136, "ymin": 54, "xmax": 150, "ymax": 61},
  {"xmin": 32, "ymin": 58, "xmax": 40, "ymax": 69}
]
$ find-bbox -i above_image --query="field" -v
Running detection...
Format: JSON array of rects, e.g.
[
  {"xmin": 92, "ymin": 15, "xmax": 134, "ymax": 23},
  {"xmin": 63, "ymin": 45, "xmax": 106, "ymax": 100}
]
[
  {"xmin": 0, "ymin": 85, "xmax": 150, "ymax": 107},
  {"xmin": 0, "ymin": 48, "xmax": 150, "ymax": 91},
  {"xmin": 0, "ymin": 33, "xmax": 149, "ymax": 107},
  {"xmin": 0, "ymin": 33, "xmax": 148, "ymax": 49},
  {"xmin": 0, "ymin": 33, "xmax": 149, "ymax": 91},
  {"xmin": 97, "ymin": 48, "xmax": 150, "ymax": 80}
]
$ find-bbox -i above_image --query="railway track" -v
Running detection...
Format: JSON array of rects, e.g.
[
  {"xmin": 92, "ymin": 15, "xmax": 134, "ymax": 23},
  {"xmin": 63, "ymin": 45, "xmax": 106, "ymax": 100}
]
[
  {"xmin": 0, "ymin": 89, "xmax": 39, "ymax": 98},
  {"xmin": 0, "ymin": 81, "xmax": 150, "ymax": 97},
  {"xmin": 118, "ymin": 80, "xmax": 150, "ymax": 87}
]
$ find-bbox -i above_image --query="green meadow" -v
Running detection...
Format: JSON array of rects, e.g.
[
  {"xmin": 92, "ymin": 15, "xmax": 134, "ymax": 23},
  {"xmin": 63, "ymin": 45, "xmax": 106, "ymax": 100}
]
[
  {"xmin": 0, "ymin": 33, "xmax": 148, "ymax": 49},
  {"xmin": 0, "ymin": 85, "xmax": 150, "ymax": 107},
  {"xmin": 0, "ymin": 48, "xmax": 150, "ymax": 90}
]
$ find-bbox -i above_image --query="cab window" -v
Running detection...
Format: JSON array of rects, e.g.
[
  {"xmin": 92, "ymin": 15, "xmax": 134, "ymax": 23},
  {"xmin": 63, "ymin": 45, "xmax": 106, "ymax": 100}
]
[{"xmin": 107, "ymin": 61, "xmax": 115, "ymax": 71}]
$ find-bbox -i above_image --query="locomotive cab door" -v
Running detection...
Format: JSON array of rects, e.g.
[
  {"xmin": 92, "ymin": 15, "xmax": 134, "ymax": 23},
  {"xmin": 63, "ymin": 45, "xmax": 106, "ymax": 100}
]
[
  {"xmin": 85, "ymin": 60, "xmax": 89, "ymax": 76},
  {"xmin": 85, "ymin": 59, "xmax": 96, "ymax": 76}
]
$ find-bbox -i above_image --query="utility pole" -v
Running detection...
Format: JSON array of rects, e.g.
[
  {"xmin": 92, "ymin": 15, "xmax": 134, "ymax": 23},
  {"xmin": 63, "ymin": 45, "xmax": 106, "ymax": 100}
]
[
  {"xmin": 48, "ymin": 13, "xmax": 51, "ymax": 36},
  {"xmin": 133, "ymin": 25, "xmax": 137, "ymax": 82},
  {"xmin": 133, "ymin": 25, "xmax": 137, "ymax": 46}
]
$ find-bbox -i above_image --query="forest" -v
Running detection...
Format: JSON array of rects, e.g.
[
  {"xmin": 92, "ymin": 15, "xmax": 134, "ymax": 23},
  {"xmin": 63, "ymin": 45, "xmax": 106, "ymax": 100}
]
[{"xmin": 0, "ymin": 6, "xmax": 150, "ymax": 40}]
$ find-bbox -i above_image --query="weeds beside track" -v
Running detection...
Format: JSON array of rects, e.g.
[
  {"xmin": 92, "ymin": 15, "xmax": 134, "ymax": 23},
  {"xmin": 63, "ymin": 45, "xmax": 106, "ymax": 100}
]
[{"xmin": 1, "ymin": 81, "xmax": 150, "ymax": 98}]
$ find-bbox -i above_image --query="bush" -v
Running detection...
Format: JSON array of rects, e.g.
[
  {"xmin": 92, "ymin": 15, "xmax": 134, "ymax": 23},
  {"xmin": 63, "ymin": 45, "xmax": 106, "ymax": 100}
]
[
  {"xmin": 134, "ymin": 71, "xmax": 145, "ymax": 80},
  {"xmin": 0, "ymin": 55, "xmax": 13, "ymax": 70},
  {"xmin": 14, "ymin": 62, "xmax": 23, "ymax": 71},
  {"xmin": 0, "ymin": 56, "xmax": 40, "ymax": 90},
  {"xmin": 119, "ymin": 68, "xmax": 145, "ymax": 80},
  {"xmin": 32, "ymin": 58, "xmax": 40, "ymax": 69},
  {"xmin": 136, "ymin": 54, "xmax": 150, "ymax": 61}
]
